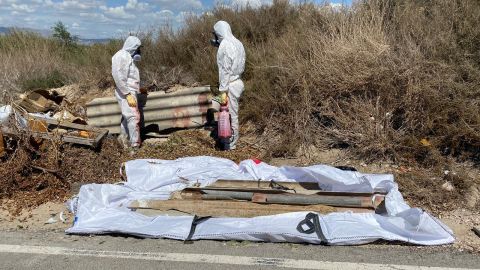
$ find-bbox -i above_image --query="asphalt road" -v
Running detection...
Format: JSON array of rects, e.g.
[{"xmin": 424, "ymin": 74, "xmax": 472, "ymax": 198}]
[{"xmin": 0, "ymin": 230, "xmax": 478, "ymax": 270}]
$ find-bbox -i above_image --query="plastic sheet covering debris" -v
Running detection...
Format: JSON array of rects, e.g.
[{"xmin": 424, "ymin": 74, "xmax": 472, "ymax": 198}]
[
  {"xmin": 86, "ymin": 86, "xmax": 211, "ymax": 134},
  {"xmin": 66, "ymin": 157, "xmax": 455, "ymax": 246}
]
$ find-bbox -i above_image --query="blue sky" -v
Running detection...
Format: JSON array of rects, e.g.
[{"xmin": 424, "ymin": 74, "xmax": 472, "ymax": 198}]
[{"xmin": 0, "ymin": 0, "xmax": 351, "ymax": 39}]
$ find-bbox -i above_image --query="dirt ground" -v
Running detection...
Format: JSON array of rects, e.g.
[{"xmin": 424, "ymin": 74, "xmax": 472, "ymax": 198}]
[{"xmin": 0, "ymin": 201, "xmax": 73, "ymax": 232}]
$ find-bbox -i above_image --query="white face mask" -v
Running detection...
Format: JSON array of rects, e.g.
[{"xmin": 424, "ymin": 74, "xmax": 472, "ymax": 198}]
[{"xmin": 133, "ymin": 54, "xmax": 141, "ymax": 62}]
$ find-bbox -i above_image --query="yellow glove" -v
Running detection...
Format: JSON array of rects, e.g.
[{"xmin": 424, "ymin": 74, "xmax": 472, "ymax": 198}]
[
  {"xmin": 220, "ymin": 92, "xmax": 228, "ymax": 105},
  {"xmin": 213, "ymin": 92, "xmax": 228, "ymax": 105},
  {"xmin": 126, "ymin": 94, "xmax": 137, "ymax": 107}
]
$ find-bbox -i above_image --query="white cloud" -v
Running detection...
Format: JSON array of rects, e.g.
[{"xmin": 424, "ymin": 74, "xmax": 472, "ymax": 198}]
[
  {"xmin": 125, "ymin": 0, "xmax": 150, "ymax": 11},
  {"xmin": 0, "ymin": 0, "xmax": 19, "ymax": 5},
  {"xmin": 148, "ymin": 9, "xmax": 174, "ymax": 19},
  {"xmin": 54, "ymin": 0, "xmax": 101, "ymax": 11},
  {"xmin": 103, "ymin": 6, "xmax": 136, "ymax": 19},
  {"xmin": 79, "ymin": 12, "xmax": 111, "ymax": 23},
  {"xmin": 11, "ymin": 3, "xmax": 35, "ymax": 13}
]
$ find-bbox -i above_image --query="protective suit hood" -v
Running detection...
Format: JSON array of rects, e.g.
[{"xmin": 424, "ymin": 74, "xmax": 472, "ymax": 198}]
[
  {"xmin": 122, "ymin": 36, "xmax": 141, "ymax": 55},
  {"xmin": 214, "ymin": 21, "xmax": 234, "ymax": 42}
]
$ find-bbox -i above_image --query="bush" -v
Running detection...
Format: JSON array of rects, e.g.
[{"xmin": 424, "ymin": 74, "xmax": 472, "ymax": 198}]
[{"xmin": 169, "ymin": 0, "xmax": 480, "ymax": 164}]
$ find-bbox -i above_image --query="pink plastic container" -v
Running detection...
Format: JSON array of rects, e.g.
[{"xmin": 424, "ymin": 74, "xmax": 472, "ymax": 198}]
[{"xmin": 218, "ymin": 105, "xmax": 232, "ymax": 139}]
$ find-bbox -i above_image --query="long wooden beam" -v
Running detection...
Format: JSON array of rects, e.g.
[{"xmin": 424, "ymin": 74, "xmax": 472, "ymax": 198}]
[{"xmin": 128, "ymin": 199, "xmax": 373, "ymax": 218}]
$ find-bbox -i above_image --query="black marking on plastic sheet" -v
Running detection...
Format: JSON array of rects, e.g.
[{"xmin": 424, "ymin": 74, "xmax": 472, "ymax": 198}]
[{"xmin": 296, "ymin": 212, "xmax": 328, "ymax": 244}]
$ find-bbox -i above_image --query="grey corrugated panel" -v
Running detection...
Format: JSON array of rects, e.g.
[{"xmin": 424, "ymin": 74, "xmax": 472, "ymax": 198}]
[
  {"xmin": 86, "ymin": 86, "xmax": 212, "ymax": 134},
  {"xmin": 94, "ymin": 116, "xmax": 208, "ymax": 134},
  {"xmin": 87, "ymin": 95, "xmax": 211, "ymax": 118},
  {"xmin": 87, "ymin": 86, "xmax": 210, "ymax": 106}
]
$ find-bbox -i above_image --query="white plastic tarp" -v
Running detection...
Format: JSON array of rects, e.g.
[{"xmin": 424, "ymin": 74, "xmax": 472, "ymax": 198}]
[
  {"xmin": 66, "ymin": 156, "xmax": 454, "ymax": 245},
  {"xmin": 0, "ymin": 105, "xmax": 13, "ymax": 125},
  {"xmin": 0, "ymin": 105, "xmax": 51, "ymax": 129}
]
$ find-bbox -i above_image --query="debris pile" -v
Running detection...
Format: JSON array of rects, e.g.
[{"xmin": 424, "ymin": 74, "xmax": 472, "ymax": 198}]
[
  {"xmin": 1, "ymin": 89, "xmax": 108, "ymax": 149},
  {"xmin": 130, "ymin": 179, "xmax": 385, "ymax": 218},
  {"xmin": 0, "ymin": 89, "xmax": 110, "ymax": 213}
]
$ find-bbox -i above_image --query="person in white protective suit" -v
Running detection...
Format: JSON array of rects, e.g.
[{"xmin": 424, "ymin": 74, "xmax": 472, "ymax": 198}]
[
  {"xmin": 112, "ymin": 36, "xmax": 143, "ymax": 151},
  {"xmin": 211, "ymin": 21, "xmax": 246, "ymax": 150}
]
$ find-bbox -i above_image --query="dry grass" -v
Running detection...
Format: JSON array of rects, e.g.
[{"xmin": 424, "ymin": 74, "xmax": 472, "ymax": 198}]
[
  {"xmin": 1, "ymin": 0, "xmax": 479, "ymax": 167},
  {"xmin": 140, "ymin": 0, "xmax": 480, "ymax": 166}
]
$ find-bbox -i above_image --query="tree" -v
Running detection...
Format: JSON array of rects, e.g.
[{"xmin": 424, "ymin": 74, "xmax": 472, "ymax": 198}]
[{"xmin": 52, "ymin": 21, "xmax": 78, "ymax": 46}]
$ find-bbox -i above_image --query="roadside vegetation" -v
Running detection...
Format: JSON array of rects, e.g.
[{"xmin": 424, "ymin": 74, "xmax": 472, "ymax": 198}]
[{"xmin": 1, "ymin": 0, "xmax": 479, "ymax": 207}]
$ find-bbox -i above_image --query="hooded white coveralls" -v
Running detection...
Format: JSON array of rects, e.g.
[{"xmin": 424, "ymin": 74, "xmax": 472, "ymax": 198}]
[
  {"xmin": 112, "ymin": 36, "xmax": 142, "ymax": 147},
  {"xmin": 213, "ymin": 21, "xmax": 246, "ymax": 150}
]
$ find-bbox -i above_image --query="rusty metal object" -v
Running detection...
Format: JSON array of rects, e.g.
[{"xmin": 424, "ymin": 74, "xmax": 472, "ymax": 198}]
[
  {"xmin": 181, "ymin": 187, "xmax": 385, "ymax": 209},
  {"xmin": 251, "ymin": 193, "xmax": 384, "ymax": 209},
  {"xmin": 207, "ymin": 180, "xmax": 390, "ymax": 195},
  {"xmin": 86, "ymin": 86, "xmax": 212, "ymax": 134}
]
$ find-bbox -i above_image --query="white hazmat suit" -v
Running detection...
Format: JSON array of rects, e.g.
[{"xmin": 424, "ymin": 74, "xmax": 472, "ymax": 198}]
[
  {"xmin": 112, "ymin": 36, "xmax": 142, "ymax": 148},
  {"xmin": 213, "ymin": 21, "xmax": 246, "ymax": 150}
]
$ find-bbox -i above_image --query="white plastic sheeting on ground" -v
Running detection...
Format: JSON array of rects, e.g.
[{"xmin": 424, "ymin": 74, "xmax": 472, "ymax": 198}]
[
  {"xmin": 66, "ymin": 156, "xmax": 455, "ymax": 245},
  {"xmin": 0, "ymin": 105, "xmax": 53, "ymax": 128},
  {"xmin": 0, "ymin": 105, "xmax": 13, "ymax": 125}
]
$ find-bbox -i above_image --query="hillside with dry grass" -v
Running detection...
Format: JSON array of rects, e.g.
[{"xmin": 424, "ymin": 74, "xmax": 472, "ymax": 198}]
[
  {"xmin": 2, "ymin": 0, "xmax": 479, "ymax": 163},
  {"xmin": 0, "ymin": 0, "xmax": 479, "ymax": 212}
]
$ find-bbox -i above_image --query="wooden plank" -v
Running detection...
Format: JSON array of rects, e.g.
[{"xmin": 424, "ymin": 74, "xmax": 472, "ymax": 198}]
[
  {"xmin": 27, "ymin": 131, "xmax": 94, "ymax": 145},
  {"xmin": 93, "ymin": 129, "xmax": 109, "ymax": 147},
  {"xmin": 129, "ymin": 199, "xmax": 373, "ymax": 218},
  {"xmin": 1, "ymin": 119, "xmax": 107, "ymax": 147},
  {"xmin": 61, "ymin": 135, "xmax": 95, "ymax": 146},
  {"xmin": 24, "ymin": 115, "xmax": 108, "ymax": 147},
  {"xmin": 41, "ymin": 117, "xmax": 103, "ymax": 132}
]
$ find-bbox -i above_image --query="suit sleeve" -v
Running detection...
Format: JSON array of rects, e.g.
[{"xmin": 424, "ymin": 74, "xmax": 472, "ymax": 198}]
[
  {"xmin": 112, "ymin": 54, "xmax": 131, "ymax": 96},
  {"xmin": 218, "ymin": 44, "xmax": 234, "ymax": 92}
]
